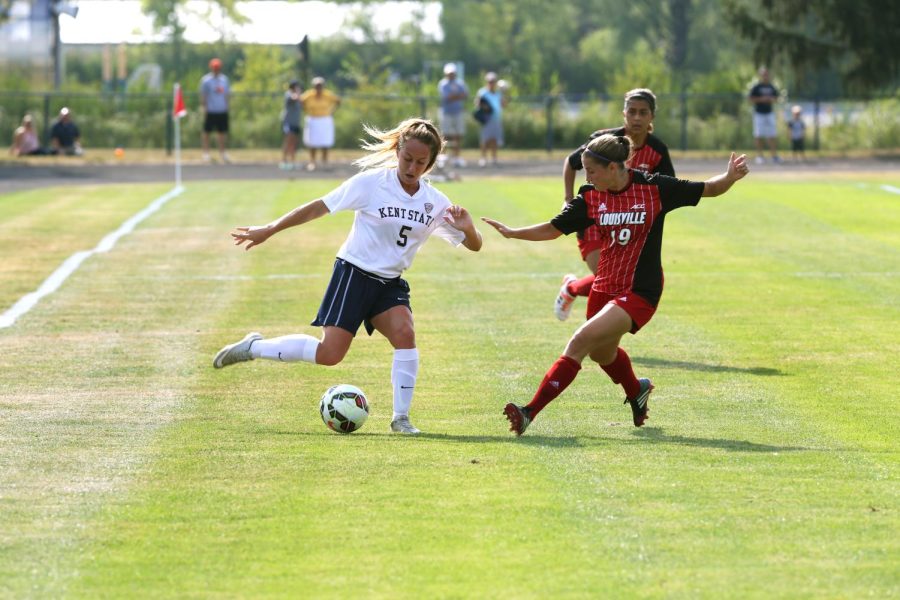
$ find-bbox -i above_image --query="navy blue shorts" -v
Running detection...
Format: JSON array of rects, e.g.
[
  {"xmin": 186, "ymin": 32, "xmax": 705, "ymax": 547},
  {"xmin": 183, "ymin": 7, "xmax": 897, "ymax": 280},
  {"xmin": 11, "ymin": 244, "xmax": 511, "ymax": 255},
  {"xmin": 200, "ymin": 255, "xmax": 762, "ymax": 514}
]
[
  {"xmin": 312, "ymin": 259, "xmax": 411, "ymax": 336},
  {"xmin": 282, "ymin": 122, "xmax": 301, "ymax": 135},
  {"xmin": 203, "ymin": 112, "xmax": 229, "ymax": 133}
]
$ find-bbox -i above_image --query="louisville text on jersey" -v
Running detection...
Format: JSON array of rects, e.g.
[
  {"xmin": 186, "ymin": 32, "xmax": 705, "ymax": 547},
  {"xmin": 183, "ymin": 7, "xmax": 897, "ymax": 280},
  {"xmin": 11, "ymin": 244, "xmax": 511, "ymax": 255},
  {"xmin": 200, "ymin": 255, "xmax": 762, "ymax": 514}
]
[{"xmin": 596, "ymin": 211, "xmax": 647, "ymax": 226}]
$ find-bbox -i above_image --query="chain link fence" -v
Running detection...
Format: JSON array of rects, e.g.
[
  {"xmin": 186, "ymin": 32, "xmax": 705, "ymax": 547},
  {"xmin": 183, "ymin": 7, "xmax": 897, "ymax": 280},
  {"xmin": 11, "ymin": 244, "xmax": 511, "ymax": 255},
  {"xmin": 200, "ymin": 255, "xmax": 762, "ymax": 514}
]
[{"xmin": 2, "ymin": 90, "xmax": 897, "ymax": 154}]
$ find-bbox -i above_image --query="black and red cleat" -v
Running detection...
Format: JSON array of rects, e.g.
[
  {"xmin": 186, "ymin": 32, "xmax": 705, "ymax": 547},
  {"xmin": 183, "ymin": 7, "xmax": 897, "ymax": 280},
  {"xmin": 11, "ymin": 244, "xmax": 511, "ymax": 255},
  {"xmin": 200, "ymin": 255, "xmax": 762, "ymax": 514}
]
[
  {"xmin": 624, "ymin": 378, "xmax": 653, "ymax": 427},
  {"xmin": 504, "ymin": 403, "xmax": 532, "ymax": 436}
]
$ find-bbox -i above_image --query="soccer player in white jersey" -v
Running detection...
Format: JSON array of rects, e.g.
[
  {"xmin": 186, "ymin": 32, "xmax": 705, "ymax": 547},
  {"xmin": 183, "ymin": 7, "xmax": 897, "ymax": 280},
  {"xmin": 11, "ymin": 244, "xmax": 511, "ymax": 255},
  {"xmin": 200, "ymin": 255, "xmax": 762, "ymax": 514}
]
[{"xmin": 213, "ymin": 118, "xmax": 483, "ymax": 434}]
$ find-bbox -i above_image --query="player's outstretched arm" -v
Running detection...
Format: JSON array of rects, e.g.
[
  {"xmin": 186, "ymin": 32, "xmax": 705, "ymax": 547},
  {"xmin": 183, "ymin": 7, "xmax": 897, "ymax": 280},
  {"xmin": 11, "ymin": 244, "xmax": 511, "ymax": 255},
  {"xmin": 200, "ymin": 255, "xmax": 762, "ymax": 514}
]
[
  {"xmin": 231, "ymin": 199, "xmax": 330, "ymax": 250},
  {"xmin": 444, "ymin": 205, "xmax": 483, "ymax": 251},
  {"xmin": 702, "ymin": 152, "xmax": 750, "ymax": 198},
  {"xmin": 481, "ymin": 217, "xmax": 562, "ymax": 241}
]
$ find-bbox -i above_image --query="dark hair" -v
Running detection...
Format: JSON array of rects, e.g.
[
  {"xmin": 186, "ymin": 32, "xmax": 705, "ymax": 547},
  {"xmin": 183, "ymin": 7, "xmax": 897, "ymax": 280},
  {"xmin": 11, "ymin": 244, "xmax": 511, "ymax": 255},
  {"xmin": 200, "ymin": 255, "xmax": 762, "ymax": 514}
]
[
  {"xmin": 582, "ymin": 134, "xmax": 632, "ymax": 166},
  {"xmin": 624, "ymin": 88, "xmax": 657, "ymax": 114}
]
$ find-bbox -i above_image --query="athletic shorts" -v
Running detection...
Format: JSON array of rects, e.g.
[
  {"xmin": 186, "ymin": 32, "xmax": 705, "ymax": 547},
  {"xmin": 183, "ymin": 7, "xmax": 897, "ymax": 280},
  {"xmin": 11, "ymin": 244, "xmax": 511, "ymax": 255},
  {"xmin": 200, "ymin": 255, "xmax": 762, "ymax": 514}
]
[
  {"xmin": 577, "ymin": 236, "xmax": 606, "ymax": 261},
  {"xmin": 586, "ymin": 291, "xmax": 657, "ymax": 334},
  {"xmin": 312, "ymin": 258, "xmax": 411, "ymax": 336},
  {"xmin": 791, "ymin": 138, "xmax": 805, "ymax": 152},
  {"xmin": 204, "ymin": 112, "xmax": 229, "ymax": 133},
  {"xmin": 440, "ymin": 111, "xmax": 466, "ymax": 137},
  {"xmin": 752, "ymin": 112, "xmax": 777, "ymax": 138},
  {"xmin": 282, "ymin": 122, "xmax": 301, "ymax": 135}
]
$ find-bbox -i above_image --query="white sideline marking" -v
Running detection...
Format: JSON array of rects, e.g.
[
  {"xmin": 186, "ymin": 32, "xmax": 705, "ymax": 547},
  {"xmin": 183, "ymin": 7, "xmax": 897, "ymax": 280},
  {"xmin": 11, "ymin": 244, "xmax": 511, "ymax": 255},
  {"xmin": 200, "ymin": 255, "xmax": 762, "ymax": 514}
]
[
  {"xmin": 0, "ymin": 186, "xmax": 185, "ymax": 329},
  {"xmin": 881, "ymin": 185, "xmax": 900, "ymax": 195}
]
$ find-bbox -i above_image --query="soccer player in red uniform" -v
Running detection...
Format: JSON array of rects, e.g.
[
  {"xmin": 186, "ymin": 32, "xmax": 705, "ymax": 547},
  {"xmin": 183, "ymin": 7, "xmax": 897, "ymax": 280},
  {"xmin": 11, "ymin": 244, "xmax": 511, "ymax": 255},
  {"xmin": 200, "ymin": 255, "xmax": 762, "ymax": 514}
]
[
  {"xmin": 557, "ymin": 88, "xmax": 675, "ymax": 321},
  {"xmin": 482, "ymin": 134, "xmax": 750, "ymax": 435}
]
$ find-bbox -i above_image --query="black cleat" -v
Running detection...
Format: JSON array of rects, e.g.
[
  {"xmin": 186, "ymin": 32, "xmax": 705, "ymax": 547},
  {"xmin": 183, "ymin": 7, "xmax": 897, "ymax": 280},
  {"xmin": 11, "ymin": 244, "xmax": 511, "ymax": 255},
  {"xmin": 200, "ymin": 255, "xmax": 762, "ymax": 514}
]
[
  {"xmin": 504, "ymin": 403, "xmax": 532, "ymax": 436},
  {"xmin": 624, "ymin": 378, "xmax": 653, "ymax": 427}
]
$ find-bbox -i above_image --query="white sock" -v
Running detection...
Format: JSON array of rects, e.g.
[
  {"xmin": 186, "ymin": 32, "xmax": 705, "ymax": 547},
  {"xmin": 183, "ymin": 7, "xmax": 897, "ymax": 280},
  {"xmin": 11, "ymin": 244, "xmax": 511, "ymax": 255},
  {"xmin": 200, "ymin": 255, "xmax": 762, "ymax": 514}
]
[
  {"xmin": 391, "ymin": 348, "xmax": 419, "ymax": 420},
  {"xmin": 251, "ymin": 334, "xmax": 319, "ymax": 364}
]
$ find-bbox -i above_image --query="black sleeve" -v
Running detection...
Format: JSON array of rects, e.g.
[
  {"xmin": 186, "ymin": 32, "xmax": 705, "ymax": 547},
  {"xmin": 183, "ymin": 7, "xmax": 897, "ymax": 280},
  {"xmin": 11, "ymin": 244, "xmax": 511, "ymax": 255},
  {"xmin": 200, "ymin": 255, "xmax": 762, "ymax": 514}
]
[
  {"xmin": 567, "ymin": 145, "xmax": 586, "ymax": 171},
  {"xmin": 566, "ymin": 128, "xmax": 615, "ymax": 171},
  {"xmin": 550, "ymin": 195, "xmax": 594, "ymax": 235},
  {"xmin": 648, "ymin": 173, "xmax": 705, "ymax": 213},
  {"xmin": 656, "ymin": 150, "xmax": 675, "ymax": 177}
]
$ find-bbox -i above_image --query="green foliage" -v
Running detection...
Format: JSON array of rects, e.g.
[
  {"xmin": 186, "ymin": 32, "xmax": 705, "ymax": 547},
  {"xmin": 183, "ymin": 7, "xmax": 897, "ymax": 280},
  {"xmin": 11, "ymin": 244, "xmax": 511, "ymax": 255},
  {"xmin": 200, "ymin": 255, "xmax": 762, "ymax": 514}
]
[{"xmin": 722, "ymin": 0, "xmax": 900, "ymax": 94}]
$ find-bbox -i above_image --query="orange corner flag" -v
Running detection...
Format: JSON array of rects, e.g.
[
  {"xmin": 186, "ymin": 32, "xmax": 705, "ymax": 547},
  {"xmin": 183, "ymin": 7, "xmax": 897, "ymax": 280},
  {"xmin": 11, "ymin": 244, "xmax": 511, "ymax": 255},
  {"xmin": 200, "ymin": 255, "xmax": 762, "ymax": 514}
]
[{"xmin": 173, "ymin": 83, "xmax": 187, "ymax": 119}]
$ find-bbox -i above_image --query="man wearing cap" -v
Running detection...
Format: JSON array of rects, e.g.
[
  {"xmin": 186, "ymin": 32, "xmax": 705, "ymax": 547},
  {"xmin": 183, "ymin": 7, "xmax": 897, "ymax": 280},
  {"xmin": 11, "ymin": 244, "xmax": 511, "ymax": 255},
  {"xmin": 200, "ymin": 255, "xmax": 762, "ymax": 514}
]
[
  {"xmin": 300, "ymin": 76, "xmax": 341, "ymax": 171},
  {"xmin": 200, "ymin": 57, "xmax": 232, "ymax": 163},
  {"xmin": 438, "ymin": 62, "xmax": 469, "ymax": 167},
  {"xmin": 49, "ymin": 107, "xmax": 83, "ymax": 156}
]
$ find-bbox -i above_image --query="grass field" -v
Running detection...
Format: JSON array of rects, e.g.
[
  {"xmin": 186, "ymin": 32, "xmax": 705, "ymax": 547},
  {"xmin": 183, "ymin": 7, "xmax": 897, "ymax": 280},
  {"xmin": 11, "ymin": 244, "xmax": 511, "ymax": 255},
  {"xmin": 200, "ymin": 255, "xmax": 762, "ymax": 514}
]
[{"xmin": 1, "ymin": 172, "xmax": 898, "ymax": 598}]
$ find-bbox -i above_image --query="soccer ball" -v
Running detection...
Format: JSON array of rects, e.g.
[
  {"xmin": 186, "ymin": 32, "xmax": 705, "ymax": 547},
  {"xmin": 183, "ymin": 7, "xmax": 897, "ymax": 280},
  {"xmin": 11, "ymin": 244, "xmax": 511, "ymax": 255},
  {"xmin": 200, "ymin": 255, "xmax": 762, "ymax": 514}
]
[{"xmin": 319, "ymin": 384, "xmax": 369, "ymax": 434}]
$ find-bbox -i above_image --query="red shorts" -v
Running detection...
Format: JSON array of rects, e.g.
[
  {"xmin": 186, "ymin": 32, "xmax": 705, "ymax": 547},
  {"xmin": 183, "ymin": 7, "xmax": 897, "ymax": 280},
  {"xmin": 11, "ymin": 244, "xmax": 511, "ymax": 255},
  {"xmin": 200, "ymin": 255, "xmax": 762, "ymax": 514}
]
[
  {"xmin": 577, "ymin": 237, "xmax": 605, "ymax": 261},
  {"xmin": 586, "ymin": 291, "xmax": 657, "ymax": 333}
]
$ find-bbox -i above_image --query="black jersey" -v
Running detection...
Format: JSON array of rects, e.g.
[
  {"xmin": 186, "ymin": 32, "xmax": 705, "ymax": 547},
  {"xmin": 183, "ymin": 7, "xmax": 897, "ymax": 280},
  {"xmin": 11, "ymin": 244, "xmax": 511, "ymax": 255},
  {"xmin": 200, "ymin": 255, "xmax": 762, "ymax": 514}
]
[{"xmin": 567, "ymin": 126, "xmax": 675, "ymax": 176}]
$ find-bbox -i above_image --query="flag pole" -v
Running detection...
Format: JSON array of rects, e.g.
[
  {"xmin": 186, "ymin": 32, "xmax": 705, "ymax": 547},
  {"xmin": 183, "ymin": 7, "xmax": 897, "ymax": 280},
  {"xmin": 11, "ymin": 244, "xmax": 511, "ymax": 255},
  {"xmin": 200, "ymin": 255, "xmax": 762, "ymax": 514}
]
[{"xmin": 172, "ymin": 82, "xmax": 186, "ymax": 189}]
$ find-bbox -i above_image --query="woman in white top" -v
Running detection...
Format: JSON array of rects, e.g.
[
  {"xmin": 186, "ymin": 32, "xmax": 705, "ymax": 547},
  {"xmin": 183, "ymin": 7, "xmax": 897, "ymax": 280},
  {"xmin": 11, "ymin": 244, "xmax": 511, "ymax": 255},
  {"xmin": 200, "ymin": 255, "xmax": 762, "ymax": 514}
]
[{"xmin": 214, "ymin": 118, "xmax": 483, "ymax": 434}]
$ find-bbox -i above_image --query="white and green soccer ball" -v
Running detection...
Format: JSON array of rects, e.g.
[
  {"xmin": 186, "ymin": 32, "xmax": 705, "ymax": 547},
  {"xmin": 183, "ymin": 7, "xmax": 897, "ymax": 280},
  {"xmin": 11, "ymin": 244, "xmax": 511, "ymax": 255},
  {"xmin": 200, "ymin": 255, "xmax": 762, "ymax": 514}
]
[{"xmin": 319, "ymin": 384, "xmax": 369, "ymax": 434}]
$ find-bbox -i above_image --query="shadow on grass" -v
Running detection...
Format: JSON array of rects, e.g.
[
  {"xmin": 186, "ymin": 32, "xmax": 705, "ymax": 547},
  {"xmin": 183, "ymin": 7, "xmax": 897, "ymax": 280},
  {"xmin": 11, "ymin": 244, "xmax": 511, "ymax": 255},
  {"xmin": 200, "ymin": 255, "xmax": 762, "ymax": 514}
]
[
  {"xmin": 263, "ymin": 429, "xmax": 586, "ymax": 447},
  {"xmin": 632, "ymin": 427, "xmax": 809, "ymax": 452},
  {"xmin": 415, "ymin": 432, "xmax": 585, "ymax": 448},
  {"xmin": 632, "ymin": 356, "xmax": 785, "ymax": 376}
]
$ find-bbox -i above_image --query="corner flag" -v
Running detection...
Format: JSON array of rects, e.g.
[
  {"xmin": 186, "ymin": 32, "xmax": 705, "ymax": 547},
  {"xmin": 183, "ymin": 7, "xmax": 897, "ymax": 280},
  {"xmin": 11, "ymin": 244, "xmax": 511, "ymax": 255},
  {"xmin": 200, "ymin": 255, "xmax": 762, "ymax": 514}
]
[
  {"xmin": 173, "ymin": 83, "xmax": 187, "ymax": 118},
  {"xmin": 172, "ymin": 83, "xmax": 186, "ymax": 188}
]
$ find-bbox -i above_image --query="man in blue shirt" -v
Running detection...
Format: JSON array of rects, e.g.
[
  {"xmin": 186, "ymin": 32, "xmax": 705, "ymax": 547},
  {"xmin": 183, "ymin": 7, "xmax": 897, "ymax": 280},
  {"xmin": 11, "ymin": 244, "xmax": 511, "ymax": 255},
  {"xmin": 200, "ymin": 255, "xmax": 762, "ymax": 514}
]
[
  {"xmin": 438, "ymin": 63, "xmax": 469, "ymax": 167},
  {"xmin": 200, "ymin": 57, "xmax": 232, "ymax": 163}
]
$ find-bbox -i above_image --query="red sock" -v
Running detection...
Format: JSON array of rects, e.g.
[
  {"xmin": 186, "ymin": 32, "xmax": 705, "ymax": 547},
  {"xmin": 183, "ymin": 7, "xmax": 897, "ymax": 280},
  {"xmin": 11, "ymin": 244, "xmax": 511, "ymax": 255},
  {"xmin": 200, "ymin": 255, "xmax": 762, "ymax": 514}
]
[
  {"xmin": 525, "ymin": 356, "xmax": 582, "ymax": 418},
  {"xmin": 600, "ymin": 347, "xmax": 641, "ymax": 398},
  {"xmin": 570, "ymin": 274, "xmax": 594, "ymax": 298}
]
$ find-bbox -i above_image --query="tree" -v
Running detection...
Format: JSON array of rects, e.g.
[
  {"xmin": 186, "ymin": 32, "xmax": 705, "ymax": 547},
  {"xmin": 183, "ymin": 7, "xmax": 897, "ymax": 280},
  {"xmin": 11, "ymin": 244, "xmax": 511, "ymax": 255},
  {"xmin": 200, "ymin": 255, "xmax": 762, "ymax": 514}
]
[
  {"xmin": 141, "ymin": 0, "xmax": 248, "ymax": 81},
  {"xmin": 723, "ymin": 0, "xmax": 900, "ymax": 95}
]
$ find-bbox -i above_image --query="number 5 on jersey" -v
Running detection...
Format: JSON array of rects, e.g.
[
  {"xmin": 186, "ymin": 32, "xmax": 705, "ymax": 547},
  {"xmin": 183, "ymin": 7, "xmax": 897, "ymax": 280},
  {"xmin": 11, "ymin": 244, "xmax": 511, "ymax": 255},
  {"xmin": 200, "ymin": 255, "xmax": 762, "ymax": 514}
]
[{"xmin": 397, "ymin": 225, "xmax": 412, "ymax": 247}]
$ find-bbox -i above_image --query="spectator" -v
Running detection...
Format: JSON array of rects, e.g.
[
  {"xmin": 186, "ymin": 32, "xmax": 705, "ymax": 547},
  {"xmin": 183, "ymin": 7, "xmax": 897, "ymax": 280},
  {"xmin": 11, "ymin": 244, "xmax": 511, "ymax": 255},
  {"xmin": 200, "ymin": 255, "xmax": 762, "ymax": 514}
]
[
  {"xmin": 49, "ymin": 107, "xmax": 83, "ymax": 156},
  {"xmin": 200, "ymin": 57, "xmax": 231, "ymax": 163},
  {"xmin": 787, "ymin": 105, "xmax": 807, "ymax": 162},
  {"xmin": 748, "ymin": 67, "xmax": 781, "ymax": 164},
  {"xmin": 300, "ymin": 76, "xmax": 341, "ymax": 171},
  {"xmin": 474, "ymin": 72, "xmax": 508, "ymax": 167},
  {"xmin": 438, "ymin": 62, "xmax": 469, "ymax": 167},
  {"xmin": 9, "ymin": 114, "xmax": 47, "ymax": 156},
  {"xmin": 280, "ymin": 79, "xmax": 303, "ymax": 170}
]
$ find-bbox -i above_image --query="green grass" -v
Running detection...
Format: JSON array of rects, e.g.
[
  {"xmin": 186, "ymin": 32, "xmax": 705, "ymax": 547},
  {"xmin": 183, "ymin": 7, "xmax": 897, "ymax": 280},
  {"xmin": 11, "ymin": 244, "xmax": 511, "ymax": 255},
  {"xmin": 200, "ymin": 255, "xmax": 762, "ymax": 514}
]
[{"xmin": 0, "ymin": 174, "xmax": 897, "ymax": 598}]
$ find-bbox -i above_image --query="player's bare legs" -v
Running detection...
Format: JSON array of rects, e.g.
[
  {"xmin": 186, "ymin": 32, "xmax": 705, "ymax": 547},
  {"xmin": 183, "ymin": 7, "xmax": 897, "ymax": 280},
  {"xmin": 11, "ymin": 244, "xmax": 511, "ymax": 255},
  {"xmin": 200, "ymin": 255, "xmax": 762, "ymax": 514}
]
[
  {"xmin": 565, "ymin": 302, "xmax": 631, "ymax": 365},
  {"xmin": 313, "ymin": 326, "xmax": 354, "ymax": 365}
]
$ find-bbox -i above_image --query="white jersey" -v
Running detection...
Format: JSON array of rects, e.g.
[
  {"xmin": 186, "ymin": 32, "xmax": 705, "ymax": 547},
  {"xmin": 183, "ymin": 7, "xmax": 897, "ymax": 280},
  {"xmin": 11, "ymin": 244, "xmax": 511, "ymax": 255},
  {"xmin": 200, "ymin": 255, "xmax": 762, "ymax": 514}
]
[{"xmin": 321, "ymin": 168, "xmax": 466, "ymax": 278}]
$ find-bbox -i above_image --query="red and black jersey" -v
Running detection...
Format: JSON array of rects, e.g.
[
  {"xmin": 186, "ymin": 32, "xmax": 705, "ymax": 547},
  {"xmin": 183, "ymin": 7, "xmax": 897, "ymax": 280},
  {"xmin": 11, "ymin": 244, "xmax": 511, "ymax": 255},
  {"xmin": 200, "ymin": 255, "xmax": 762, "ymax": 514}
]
[
  {"xmin": 567, "ymin": 127, "xmax": 675, "ymax": 177},
  {"xmin": 567, "ymin": 127, "xmax": 675, "ymax": 243},
  {"xmin": 551, "ymin": 171, "xmax": 704, "ymax": 306}
]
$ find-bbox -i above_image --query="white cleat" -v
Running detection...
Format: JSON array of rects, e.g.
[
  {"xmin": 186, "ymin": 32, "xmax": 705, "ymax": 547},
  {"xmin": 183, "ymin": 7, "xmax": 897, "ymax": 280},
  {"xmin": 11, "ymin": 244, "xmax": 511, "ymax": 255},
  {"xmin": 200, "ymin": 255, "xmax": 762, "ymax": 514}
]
[
  {"xmin": 213, "ymin": 332, "xmax": 262, "ymax": 369},
  {"xmin": 554, "ymin": 274, "xmax": 578, "ymax": 321},
  {"xmin": 390, "ymin": 416, "xmax": 421, "ymax": 435}
]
